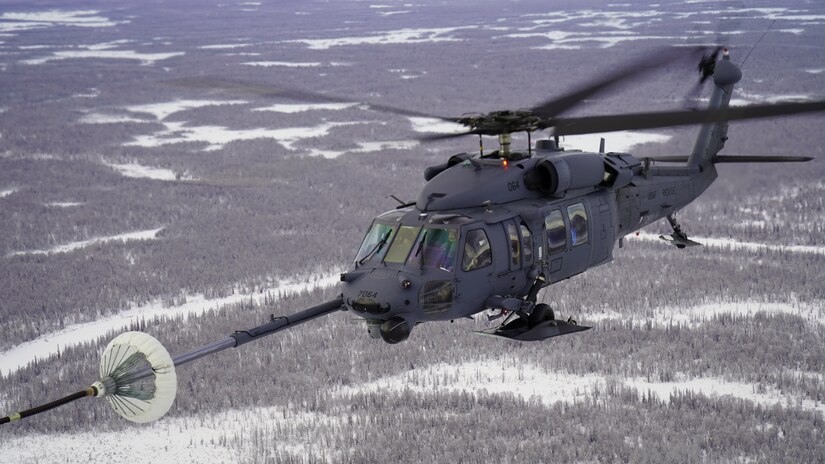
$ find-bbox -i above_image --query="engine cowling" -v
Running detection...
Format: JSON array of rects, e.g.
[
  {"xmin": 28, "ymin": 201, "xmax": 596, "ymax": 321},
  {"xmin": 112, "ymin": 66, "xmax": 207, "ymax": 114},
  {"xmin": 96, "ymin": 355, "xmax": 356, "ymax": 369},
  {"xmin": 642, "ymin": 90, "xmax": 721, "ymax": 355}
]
[{"xmin": 524, "ymin": 152, "xmax": 606, "ymax": 197}]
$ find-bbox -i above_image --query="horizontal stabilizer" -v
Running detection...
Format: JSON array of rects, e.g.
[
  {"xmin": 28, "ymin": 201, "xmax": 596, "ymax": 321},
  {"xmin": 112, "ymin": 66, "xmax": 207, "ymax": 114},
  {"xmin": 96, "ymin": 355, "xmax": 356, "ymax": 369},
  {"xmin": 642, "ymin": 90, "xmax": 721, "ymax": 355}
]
[{"xmin": 647, "ymin": 155, "xmax": 814, "ymax": 164}]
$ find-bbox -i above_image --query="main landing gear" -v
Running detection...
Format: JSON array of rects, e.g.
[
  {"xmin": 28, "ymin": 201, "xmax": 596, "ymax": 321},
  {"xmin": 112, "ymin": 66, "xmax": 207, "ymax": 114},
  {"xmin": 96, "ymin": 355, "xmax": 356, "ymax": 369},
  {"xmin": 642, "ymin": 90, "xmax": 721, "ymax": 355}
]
[
  {"xmin": 475, "ymin": 274, "xmax": 590, "ymax": 341},
  {"xmin": 659, "ymin": 214, "xmax": 702, "ymax": 249}
]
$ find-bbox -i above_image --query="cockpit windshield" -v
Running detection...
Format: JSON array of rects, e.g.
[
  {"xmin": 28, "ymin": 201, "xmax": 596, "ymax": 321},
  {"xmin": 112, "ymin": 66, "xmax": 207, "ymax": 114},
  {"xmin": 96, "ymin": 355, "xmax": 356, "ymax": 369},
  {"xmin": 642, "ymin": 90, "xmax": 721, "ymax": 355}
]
[
  {"xmin": 407, "ymin": 227, "xmax": 458, "ymax": 272},
  {"xmin": 355, "ymin": 222, "xmax": 395, "ymax": 264}
]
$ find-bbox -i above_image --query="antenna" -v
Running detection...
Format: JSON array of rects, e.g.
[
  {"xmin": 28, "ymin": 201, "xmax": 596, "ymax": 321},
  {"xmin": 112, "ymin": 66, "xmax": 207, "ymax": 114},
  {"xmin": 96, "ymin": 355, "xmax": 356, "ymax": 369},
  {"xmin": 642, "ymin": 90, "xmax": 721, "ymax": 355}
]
[
  {"xmin": 599, "ymin": 137, "xmax": 605, "ymax": 154},
  {"xmin": 740, "ymin": 20, "xmax": 775, "ymax": 69}
]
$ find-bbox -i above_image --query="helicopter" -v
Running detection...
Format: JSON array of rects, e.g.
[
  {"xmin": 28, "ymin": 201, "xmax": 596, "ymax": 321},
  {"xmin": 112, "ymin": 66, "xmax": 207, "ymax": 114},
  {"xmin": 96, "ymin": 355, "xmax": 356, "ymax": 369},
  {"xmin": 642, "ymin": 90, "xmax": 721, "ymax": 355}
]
[{"xmin": 3, "ymin": 47, "xmax": 825, "ymax": 426}]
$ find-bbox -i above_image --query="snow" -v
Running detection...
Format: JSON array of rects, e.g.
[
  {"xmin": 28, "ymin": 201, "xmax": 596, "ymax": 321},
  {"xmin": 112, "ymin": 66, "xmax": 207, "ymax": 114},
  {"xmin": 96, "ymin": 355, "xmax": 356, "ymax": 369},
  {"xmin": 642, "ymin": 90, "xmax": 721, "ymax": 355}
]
[
  {"xmin": 199, "ymin": 43, "xmax": 253, "ymax": 49},
  {"xmin": 378, "ymin": 11, "xmax": 411, "ymax": 16},
  {"xmin": 125, "ymin": 121, "xmax": 362, "ymax": 152},
  {"xmin": 0, "ymin": 188, "xmax": 17, "ymax": 198},
  {"xmin": 7, "ymin": 228, "xmax": 163, "ymax": 258},
  {"xmin": 124, "ymin": 99, "xmax": 247, "ymax": 120},
  {"xmin": 337, "ymin": 358, "xmax": 604, "ymax": 407},
  {"xmin": 0, "ymin": 273, "xmax": 340, "ymax": 376},
  {"xmin": 633, "ymin": 232, "xmax": 825, "ymax": 257},
  {"xmin": 584, "ymin": 300, "xmax": 825, "ymax": 328},
  {"xmin": 241, "ymin": 60, "xmax": 322, "ymax": 67},
  {"xmin": 105, "ymin": 162, "xmax": 190, "ymax": 181},
  {"xmin": 79, "ymin": 113, "xmax": 150, "ymax": 124},
  {"xmin": 560, "ymin": 131, "xmax": 672, "ymax": 152},
  {"xmin": 1, "ymin": 405, "xmax": 342, "ymax": 463},
  {"xmin": 45, "ymin": 202, "xmax": 84, "ymax": 208},
  {"xmin": 408, "ymin": 116, "xmax": 466, "ymax": 134},
  {"xmin": 252, "ymin": 102, "xmax": 357, "ymax": 113},
  {"xmin": 288, "ymin": 26, "xmax": 475, "ymax": 49},
  {"xmin": 23, "ymin": 49, "xmax": 184, "ymax": 66},
  {"xmin": 626, "ymin": 376, "xmax": 825, "ymax": 416},
  {"xmin": 0, "ymin": 10, "xmax": 126, "ymax": 34},
  {"xmin": 308, "ymin": 140, "xmax": 419, "ymax": 159}
]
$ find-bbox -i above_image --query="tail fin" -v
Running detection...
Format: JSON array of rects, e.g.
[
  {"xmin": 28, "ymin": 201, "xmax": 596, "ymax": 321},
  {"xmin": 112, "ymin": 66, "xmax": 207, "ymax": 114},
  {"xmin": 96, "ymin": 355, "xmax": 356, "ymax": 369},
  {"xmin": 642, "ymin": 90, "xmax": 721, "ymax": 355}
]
[{"xmin": 687, "ymin": 51, "xmax": 742, "ymax": 168}]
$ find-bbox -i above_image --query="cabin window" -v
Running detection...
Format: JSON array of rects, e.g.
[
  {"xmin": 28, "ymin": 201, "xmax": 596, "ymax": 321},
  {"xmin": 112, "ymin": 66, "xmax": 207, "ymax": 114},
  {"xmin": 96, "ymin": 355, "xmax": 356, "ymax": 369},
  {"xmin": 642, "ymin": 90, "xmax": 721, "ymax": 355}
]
[
  {"xmin": 462, "ymin": 228, "xmax": 492, "ymax": 272},
  {"xmin": 567, "ymin": 202, "xmax": 589, "ymax": 246},
  {"xmin": 408, "ymin": 227, "xmax": 459, "ymax": 272},
  {"xmin": 384, "ymin": 226, "xmax": 421, "ymax": 264},
  {"xmin": 545, "ymin": 210, "xmax": 566, "ymax": 254},
  {"xmin": 507, "ymin": 222, "xmax": 520, "ymax": 268},
  {"xmin": 520, "ymin": 222, "xmax": 533, "ymax": 266},
  {"xmin": 355, "ymin": 222, "xmax": 395, "ymax": 264}
]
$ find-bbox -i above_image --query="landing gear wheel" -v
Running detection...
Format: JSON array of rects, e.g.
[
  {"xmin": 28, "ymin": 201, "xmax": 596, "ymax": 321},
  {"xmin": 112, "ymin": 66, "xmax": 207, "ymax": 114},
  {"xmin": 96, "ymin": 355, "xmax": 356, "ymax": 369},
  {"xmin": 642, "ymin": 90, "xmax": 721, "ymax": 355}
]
[{"xmin": 528, "ymin": 303, "xmax": 555, "ymax": 328}]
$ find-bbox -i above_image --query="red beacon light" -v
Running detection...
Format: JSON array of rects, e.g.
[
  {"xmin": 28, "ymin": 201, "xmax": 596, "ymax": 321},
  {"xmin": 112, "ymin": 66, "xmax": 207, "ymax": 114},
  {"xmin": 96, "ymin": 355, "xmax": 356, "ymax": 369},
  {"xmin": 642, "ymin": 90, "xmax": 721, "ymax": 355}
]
[{"xmin": 502, "ymin": 159, "xmax": 509, "ymax": 168}]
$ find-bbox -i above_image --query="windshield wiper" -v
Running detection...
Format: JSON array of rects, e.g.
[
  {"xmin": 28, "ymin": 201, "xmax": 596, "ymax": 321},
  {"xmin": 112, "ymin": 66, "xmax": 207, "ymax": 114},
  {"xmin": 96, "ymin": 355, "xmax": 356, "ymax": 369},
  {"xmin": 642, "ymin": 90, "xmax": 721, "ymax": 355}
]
[
  {"xmin": 358, "ymin": 229, "xmax": 392, "ymax": 265},
  {"xmin": 415, "ymin": 231, "xmax": 427, "ymax": 269}
]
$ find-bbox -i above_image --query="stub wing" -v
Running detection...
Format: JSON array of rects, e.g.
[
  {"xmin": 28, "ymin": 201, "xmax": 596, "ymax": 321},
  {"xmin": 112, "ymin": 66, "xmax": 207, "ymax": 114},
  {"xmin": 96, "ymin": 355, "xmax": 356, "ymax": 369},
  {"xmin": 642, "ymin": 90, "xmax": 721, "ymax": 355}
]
[{"xmin": 475, "ymin": 319, "xmax": 590, "ymax": 342}]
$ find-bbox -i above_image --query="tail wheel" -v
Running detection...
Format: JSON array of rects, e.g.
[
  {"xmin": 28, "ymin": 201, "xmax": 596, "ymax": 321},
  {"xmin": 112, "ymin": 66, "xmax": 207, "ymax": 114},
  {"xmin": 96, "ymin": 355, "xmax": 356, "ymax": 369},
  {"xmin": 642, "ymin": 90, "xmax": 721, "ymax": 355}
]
[{"xmin": 528, "ymin": 303, "xmax": 555, "ymax": 328}]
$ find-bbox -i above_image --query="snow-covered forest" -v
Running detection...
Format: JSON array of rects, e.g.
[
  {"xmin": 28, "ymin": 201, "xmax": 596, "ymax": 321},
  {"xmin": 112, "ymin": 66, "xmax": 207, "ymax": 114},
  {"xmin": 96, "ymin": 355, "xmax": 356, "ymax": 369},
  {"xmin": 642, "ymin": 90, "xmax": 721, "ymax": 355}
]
[{"xmin": 1, "ymin": 0, "xmax": 824, "ymax": 462}]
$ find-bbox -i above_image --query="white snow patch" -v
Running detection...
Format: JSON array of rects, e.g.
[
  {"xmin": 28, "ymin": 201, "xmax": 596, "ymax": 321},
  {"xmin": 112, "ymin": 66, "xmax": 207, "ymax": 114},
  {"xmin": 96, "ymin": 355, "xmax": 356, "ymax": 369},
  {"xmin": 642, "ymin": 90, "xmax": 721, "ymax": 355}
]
[
  {"xmin": 288, "ymin": 26, "xmax": 475, "ymax": 49},
  {"xmin": 0, "ymin": 188, "xmax": 16, "ymax": 198},
  {"xmin": 0, "ymin": 273, "xmax": 339, "ymax": 376},
  {"xmin": 106, "ymin": 162, "xmax": 191, "ymax": 181},
  {"xmin": 378, "ymin": 10, "xmax": 411, "ymax": 16},
  {"xmin": 7, "ymin": 228, "xmax": 163, "ymax": 258},
  {"xmin": 45, "ymin": 202, "xmax": 83, "ymax": 208},
  {"xmin": 1, "ymin": 406, "xmax": 342, "ymax": 463},
  {"xmin": 585, "ymin": 300, "xmax": 825, "ymax": 328},
  {"xmin": 409, "ymin": 116, "xmax": 466, "ymax": 134},
  {"xmin": 79, "ymin": 113, "xmax": 150, "ymax": 124},
  {"xmin": 125, "ymin": 121, "xmax": 362, "ymax": 152},
  {"xmin": 337, "ymin": 359, "xmax": 604, "ymax": 406},
  {"xmin": 805, "ymin": 68, "xmax": 825, "ymax": 74},
  {"xmin": 23, "ymin": 49, "xmax": 183, "ymax": 65},
  {"xmin": 252, "ymin": 102, "xmax": 357, "ymax": 113},
  {"xmin": 307, "ymin": 140, "xmax": 420, "ymax": 159},
  {"xmin": 561, "ymin": 131, "xmax": 672, "ymax": 152},
  {"xmin": 241, "ymin": 60, "xmax": 322, "ymax": 67},
  {"xmin": 626, "ymin": 376, "xmax": 825, "ymax": 416},
  {"xmin": 0, "ymin": 10, "xmax": 126, "ymax": 34},
  {"xmin": 633, "ymin": 232, "xmax": 825, "ymax": 257},
  {"xmin": 125, "ymin": 99, "xmax": 247, "ymax": 120},
  {"xmin": 200, "ymin": 43, "xmax": 253, "ymax": 49}
]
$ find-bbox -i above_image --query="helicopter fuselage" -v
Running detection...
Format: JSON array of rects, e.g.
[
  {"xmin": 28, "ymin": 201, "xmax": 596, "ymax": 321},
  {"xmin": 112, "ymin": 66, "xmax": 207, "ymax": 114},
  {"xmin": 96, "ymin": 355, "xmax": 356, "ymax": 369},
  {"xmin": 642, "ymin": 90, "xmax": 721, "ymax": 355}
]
[{"xmin": 340, "ymin": 145, "xmax": 717, "ymax": 343}]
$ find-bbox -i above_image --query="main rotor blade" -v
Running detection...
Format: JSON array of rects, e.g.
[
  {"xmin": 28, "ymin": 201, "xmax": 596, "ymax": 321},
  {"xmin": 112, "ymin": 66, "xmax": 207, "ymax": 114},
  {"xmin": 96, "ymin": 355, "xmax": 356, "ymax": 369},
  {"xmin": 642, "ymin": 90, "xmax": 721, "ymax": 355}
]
[
  {"xmin": 530, "ymin": 46, "xmax": 703, "ymax": 118},
  {"xmin": 548, "ymin": 99, "xmax": 825, "ymax": 136},
  {"xmin": 418, "ymin": 130, "xmax": 479, "ymax": 142},
  {"xmin": 649, "ymin": 155, "xmax": 814, "ymax": 163},
  {"xmin": 167, "ymin": 76, "xmax": 456, "ymax": 121}
]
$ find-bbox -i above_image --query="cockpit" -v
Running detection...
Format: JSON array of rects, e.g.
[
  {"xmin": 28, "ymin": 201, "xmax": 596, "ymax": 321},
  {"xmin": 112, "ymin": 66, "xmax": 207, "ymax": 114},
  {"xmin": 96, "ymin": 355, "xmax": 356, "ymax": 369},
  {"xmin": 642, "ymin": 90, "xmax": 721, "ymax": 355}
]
[
  {"xmin": 356, "ymin": 222, "xmax": 459, "ymax": 272},
  {"xmin": 354, "ymin": 211, "xmax": 489, "ymax": 274}
]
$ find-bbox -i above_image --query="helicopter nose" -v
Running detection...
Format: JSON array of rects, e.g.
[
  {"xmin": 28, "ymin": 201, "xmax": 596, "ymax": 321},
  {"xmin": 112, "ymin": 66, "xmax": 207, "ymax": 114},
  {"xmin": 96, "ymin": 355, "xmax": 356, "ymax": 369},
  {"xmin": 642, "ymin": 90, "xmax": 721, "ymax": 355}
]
[{"xmin": 342, "ymin": 269, "xmax": 419, "ymax": 316}]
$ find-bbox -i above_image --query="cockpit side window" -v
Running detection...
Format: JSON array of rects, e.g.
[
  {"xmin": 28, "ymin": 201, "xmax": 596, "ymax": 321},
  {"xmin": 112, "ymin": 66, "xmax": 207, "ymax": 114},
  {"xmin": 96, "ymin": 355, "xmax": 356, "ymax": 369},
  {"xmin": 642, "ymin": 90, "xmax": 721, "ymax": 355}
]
[
  {"xmin": 567, "ymin": 202, "xmax": 589, "ymax": 246},
  {"xmin": 519, "ymin": 222, "xmax": 533, "ymax": 267},
  {"xmin": 545, "ymin": 210, "xmax": 566, "ymax": 254},
  {"xmin": 462, "ymin": 228, "xmax": 492, "ymax": 272},
  {"xmin": 384, "ymin": 226, "xmax": 421, "ymax": 264},
  {"xmin": 506, "ymin": 222, "xmax": 520, "ymax": 268},
  {"xmin": 355, "ymin": 222, "xmax": 395, "ymax": 264},
  {"xmin": 408, "ymin": 227, "xmax": 458, "ymax": 272}
]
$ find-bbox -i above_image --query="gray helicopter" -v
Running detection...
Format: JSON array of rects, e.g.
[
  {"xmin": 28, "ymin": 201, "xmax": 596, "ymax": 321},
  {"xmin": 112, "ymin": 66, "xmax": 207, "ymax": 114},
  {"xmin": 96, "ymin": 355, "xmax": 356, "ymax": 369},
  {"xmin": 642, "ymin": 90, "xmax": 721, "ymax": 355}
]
[
  {"xmin": 338, "ymin": 48, "xmax": 821, "ymax": 344},
  {"xmin": 4, "ymin": 48, "xmax": 825, "ymax": 426}
]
